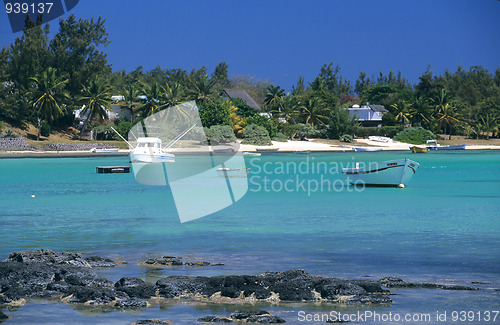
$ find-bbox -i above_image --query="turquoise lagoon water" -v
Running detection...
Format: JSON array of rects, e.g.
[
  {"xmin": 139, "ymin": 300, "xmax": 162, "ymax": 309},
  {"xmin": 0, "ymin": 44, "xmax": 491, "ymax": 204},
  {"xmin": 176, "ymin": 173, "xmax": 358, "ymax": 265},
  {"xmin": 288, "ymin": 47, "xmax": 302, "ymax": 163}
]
[{"xmin": 0, "ymin": 151, "xmax": 499, "ymax": 324}]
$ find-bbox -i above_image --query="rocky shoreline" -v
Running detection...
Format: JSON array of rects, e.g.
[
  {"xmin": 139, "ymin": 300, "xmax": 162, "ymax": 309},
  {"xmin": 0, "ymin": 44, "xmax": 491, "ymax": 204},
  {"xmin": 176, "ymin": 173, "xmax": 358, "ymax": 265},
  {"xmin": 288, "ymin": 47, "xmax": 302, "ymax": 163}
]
[{"xmin": 0, "ymin": 249, "xmax": 481, "ymax": 324}]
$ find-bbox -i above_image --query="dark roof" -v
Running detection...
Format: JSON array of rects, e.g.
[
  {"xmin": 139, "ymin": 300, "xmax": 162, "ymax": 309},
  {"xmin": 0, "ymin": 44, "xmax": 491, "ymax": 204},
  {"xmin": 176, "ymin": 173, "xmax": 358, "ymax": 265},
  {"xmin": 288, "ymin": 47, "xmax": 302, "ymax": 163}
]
[
  {"xmin": 369, "ymin": 105, "xmax": 387, "ymax": 113},
  {"xmin": 223, "ymin": 89, "xmax": 261, "ymax": 110}
]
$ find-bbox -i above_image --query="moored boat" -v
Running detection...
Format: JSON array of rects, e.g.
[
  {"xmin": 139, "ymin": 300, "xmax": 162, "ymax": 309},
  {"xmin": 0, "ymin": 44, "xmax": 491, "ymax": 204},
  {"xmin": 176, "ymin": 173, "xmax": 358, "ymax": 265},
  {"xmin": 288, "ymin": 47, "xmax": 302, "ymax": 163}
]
[
  {"xmin": 353, "ymin": 147, "xmax": 383, "ymax": 152},
  {"xmin": 129, "ymin": 137, "xmax": 176, "ymax": 163},
  {"xmin": 410, "ymin": 146, "xmax": 427, "ymax": 153},
  {"xmin": 256, "ymin": 148, "xmax": 279, "ymax": 153},
  {"xmin": 342, "ymin": 158, "xmax": 419, "ymax": 188},
  {"xmin": 428, "ymin": 144, "xmax": 466, "ymax": 150},
  {"xmin": 425, "ymin": 140, "xmax": 466, "ymax": 151},
  {"xmin": 243, "ymin": 152, "xmax": 261, "ymax": 157},
  {"xmin": 90, "ymin": 147, "xmax": 120, "ymax": 153}
]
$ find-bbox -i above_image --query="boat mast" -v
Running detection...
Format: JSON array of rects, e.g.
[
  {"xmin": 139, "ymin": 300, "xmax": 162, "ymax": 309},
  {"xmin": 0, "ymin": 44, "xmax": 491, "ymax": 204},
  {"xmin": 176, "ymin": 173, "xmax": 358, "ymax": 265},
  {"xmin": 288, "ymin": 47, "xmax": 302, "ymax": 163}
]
[
  {"xmin": 110, "ymin": 126, "xmax": 134, "ymax": 149},
  {"xmin": 164, "ymin": 124, "xmax": 197, "ymax": 149}
]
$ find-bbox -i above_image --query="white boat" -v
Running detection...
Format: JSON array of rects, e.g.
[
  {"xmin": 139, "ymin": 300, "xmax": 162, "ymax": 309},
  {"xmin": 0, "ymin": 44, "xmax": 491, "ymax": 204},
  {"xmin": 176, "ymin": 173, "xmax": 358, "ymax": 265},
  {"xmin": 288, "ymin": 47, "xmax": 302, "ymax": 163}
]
[
  {"xmin": 342, "ymin": 158, "xmax": 419, "ymax": 188},
  {"xmin": 90, "ymin": 147, "xmax": 119, "ymax": 153},
  {"xmin": 111, "ymin": 124, "xmax": 196, "ymax": 164},
  {"xmin": 368, "ymin": 136, "xmax": 391, "ymax": 143},
  {"xmin": 243, "ymin": 152, "xmax": 261, "ymax": 157},
  {"xmin": 216, "ymin": 167, "xmax": 250, "ymax": 177},
  {"xmin": 353, "ymin": 147, "xmax": 383, "ymax": 152},
  {"xmin": 129, "ymin": 137, "xmax": 175, "ymax": 163},
  {"xmin": 426, "ymin": 140, "xmax": 466, "ymax": 151}
]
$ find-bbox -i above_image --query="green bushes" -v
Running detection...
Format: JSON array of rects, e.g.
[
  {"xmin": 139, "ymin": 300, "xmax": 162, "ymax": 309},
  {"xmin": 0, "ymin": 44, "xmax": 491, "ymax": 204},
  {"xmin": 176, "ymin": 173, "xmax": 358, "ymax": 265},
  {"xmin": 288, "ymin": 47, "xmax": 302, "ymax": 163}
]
[
  {"xmin": 113, "ymin": 119, "xmax": 133, "ymax": 140},
  {"xmin": 241, "ymin": 124, "xmax": 272, "ymax": 145},
  {"xmin": 340, "ymin": 134, "xmax": 353, "ymax": 142},
  {"xmin": 272, "ymin": 132, "xmax": 288, "ymax": 142},
  {"xmin": 199, "ymin": 99, "xmax": 232, "ymax": 128},
  {"xmin": 246, "ymin": 115, "xmax": 278, "ymax": 138},
  {"xmin": 295, "ymin": 123, "xmax": 321, "ymax": 140},
  {"xmin": 204, "ymin": 125, "xmax": 237, "ymax": 144},
  {"xmin": 393, "ymin": 127, "xmax": 436, "ymax": 144}
]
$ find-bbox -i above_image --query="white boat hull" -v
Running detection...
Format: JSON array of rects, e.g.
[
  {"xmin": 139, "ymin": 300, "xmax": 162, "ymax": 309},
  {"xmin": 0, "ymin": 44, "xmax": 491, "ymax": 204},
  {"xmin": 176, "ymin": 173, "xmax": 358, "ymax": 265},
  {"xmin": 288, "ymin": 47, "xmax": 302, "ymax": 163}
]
[
  {"xmin": 342, "ymin": 158, "xmax": 419, "ymax": 187},
  {"xmin": 90, "ymin": 148, "xmax": 119, "ymax": 153},
  {"xmin": 130, "ymin": 152, "xmax": 175, "ymax": 163},
  {"xmin": 353, "ymin": 147, "xmax": 383, "ymax": 152}
]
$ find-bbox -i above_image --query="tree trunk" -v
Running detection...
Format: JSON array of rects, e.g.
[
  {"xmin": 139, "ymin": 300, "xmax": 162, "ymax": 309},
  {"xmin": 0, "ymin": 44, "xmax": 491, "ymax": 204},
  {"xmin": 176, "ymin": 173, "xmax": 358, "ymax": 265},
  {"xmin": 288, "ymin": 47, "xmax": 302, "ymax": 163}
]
[{"xmin": 37, "ymin": 118, "xmax": 41, "ymax": 141}]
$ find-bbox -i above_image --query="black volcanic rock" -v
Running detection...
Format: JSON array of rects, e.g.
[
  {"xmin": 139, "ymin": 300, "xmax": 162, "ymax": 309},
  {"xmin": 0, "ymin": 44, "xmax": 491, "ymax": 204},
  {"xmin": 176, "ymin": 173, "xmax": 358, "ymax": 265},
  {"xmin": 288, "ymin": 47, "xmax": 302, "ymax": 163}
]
[
  {"xmin": 115, "ymin": 297, "xmax": 148, "ymax": 308},
  {"xmin": 4, "ymin": 249, "xmax": 90, "ymax": 267},
  {"xmin": 0, "ymin": 311, "xmax": 10, "ymax": 321},
  {"xmin": 85, "ymin": 256, "xmax": 116, "ymax": 268},
  {"xmin": 115, "ymin": 277, "xmax": 156, "ymax": 299}
]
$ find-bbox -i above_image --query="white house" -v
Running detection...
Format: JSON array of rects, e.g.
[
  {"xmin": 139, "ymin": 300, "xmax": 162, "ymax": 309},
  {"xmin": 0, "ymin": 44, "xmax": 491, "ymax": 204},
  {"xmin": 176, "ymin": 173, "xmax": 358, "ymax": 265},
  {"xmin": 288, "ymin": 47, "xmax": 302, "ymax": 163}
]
[{"xmin": 346, "ymin": 104, "xmax": 387, "ymax": 127}]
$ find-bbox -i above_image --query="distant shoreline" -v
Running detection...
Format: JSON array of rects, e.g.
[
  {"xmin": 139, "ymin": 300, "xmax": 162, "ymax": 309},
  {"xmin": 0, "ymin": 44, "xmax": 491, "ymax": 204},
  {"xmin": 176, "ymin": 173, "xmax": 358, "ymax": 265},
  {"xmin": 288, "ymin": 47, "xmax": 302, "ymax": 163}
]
[{"xmin": 1, "ymin": 142, "xmax": 499, "ymax": 159}]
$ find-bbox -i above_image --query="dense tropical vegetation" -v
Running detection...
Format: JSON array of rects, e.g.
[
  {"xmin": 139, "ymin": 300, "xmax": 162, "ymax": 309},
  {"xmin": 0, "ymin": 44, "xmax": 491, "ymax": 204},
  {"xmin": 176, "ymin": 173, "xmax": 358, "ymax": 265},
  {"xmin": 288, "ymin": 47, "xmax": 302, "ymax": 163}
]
[{"xmin": 1, "ymin": 15, "xmax": 499, "ymax": 142}]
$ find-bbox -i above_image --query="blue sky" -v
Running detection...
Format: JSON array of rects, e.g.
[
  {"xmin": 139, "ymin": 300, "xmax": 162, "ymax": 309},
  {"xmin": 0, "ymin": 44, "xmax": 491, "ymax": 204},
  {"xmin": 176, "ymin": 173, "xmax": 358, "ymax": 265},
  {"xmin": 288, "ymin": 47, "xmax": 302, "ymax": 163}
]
[{"xmin": 1, "ymin": 0, "xmax": 499, "ymax": 91}]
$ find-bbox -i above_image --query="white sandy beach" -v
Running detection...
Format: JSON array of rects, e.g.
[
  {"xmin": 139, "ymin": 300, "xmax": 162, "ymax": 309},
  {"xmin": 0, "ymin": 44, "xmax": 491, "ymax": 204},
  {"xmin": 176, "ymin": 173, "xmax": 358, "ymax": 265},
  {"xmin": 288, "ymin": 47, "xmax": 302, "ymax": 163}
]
[{"xmin": 1, "ymin": 140, "xmax": 500, "ymax": 158}]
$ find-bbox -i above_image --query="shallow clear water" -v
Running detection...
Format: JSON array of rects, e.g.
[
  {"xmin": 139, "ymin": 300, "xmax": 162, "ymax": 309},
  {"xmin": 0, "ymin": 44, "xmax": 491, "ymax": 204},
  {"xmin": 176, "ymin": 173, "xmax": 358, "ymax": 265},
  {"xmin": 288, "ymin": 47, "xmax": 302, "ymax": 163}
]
[{"xmin": 0, "ymin": 151, "xmax": 499, "ymax": 324}]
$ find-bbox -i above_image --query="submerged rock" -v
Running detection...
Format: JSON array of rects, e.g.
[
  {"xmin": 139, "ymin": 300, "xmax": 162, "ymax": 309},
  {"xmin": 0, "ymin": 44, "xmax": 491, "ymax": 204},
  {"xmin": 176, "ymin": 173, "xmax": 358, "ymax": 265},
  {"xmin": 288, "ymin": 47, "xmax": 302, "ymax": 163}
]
[
  {"xmin": 199, "ymin": 311, "xmax": 285, "ymax": 323},
  {"xmin": 130, "ymin": 320, "xmax": 173, "ymax": 325},
  {"xmin": 379, "ymin": 277, "xmax": 479, "ymax": 291},
  {"xmin": 197, "ymin": 315, "xmax": 233, "ymax": 323}
]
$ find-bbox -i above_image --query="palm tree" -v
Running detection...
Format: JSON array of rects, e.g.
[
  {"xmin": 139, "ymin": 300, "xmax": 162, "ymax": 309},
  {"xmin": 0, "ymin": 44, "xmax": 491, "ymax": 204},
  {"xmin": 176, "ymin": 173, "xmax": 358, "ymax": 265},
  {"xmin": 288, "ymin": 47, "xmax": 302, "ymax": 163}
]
[
  {"xmin": 433, "ymin": 89, "xmax": 460, "ymax": 139},
  {"xmin": 391, "ymin": 100, "xmax": 412, "ymax": 126},
  {"xmin": 188, "ymin": 74, "xmax": 215, "ymax": 102},
  {"xmin": 122, "ymin": 81, "xmax": 140, "ymax": 122},
  {"xmin": 264, "ymin": 85, "xmax": 285, "ymax": 111},
  {"xmin": 137, "ymin": 82, "xmax": 162, "ymax": 117},
  {"xmin": 162, "ymin": 81, "xmax": 186, "ymax": 107},
  {"xmin": 409, "ymin": 96, "xmax": 431, "ymax": 127},
  {"xmin": 479, "ymin": 112, "xmax": 498, "ymax": 140},
  {"xmin": 79, "ymin": 78, "xmax": 113, "ymax": 136},
  {"xmin": 436, "ymin": 103, "xmax": 460, "ymax": 140},
  {"xmin": 30, "ymin": 67, "xmax": 69, "ymax": 140},
  {"xmin": 270, "ymin": 94, "xmax": 297, "ymax": 124},
  {"xmin": 298, "ymin": 97, "xmax": 329, "ymax": 127}
]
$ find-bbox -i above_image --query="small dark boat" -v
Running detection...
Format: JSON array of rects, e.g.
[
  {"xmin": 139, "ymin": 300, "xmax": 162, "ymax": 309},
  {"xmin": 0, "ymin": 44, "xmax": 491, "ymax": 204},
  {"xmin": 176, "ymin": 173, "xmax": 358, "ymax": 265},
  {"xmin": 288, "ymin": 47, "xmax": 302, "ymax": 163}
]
[{"xmin": 255, "ymin": 148, "xmax": 279, "ymax": 153}]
